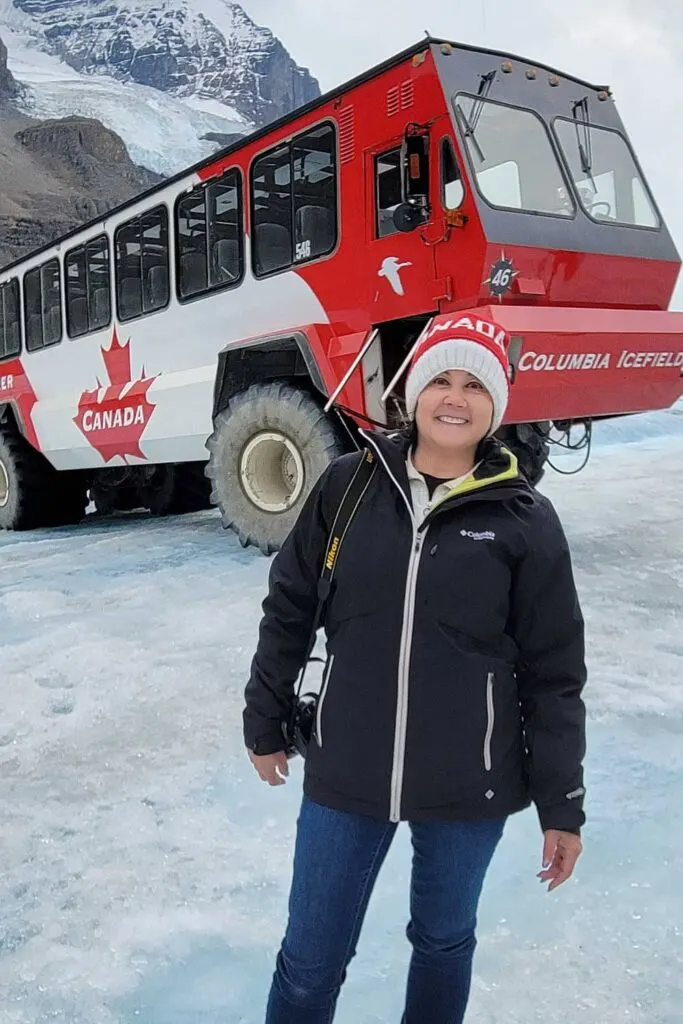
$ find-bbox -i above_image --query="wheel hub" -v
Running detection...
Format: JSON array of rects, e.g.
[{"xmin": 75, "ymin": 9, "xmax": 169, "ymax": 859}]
[
  {"xmin": 239, "ymin": 431, "xmax": 305, "ymax": 513},
  {"xmin": 0, "ymin": 458, "xmax": 9, "ymax": 508}
]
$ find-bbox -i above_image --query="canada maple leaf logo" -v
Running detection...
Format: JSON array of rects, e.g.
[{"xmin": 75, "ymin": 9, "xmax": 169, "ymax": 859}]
[{"xmin": 74, "ymin": 328, "xmax": 158, "ymax": 463}]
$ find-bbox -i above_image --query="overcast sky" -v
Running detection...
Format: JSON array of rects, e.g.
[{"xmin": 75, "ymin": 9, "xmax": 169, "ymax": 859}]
[{"xmin": 244, "ymin": 0, "xmax": 683, "ymax": 304}]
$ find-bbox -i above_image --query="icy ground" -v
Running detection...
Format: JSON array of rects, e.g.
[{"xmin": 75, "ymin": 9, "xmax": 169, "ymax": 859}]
[{"xmin": 1, "ymin": 405, "xmax": 682, "ymax": 1024}]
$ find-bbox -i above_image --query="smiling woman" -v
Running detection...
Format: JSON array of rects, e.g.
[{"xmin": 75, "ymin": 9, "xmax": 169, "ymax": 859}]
[
  {"xmin": 412, "ymin": 369, "xmax": 495, "ymax": 479},
  {"xmin": 243, "ymin": 313, "xmax": 588, "ymax": 1024}
]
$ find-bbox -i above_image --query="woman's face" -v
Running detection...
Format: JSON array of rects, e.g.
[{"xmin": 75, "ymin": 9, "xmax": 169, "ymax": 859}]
[{"xmin": 414, "ymin": 369, "xmax": 494, "ymax": 451}]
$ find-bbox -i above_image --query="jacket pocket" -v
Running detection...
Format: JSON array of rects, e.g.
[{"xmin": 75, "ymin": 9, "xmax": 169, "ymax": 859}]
[
  {"xmin": 315, "ymin": 653, "xmax": 335, "ymax": 748},
  {"xmin": 483, "ymin": 672, "xmax": 495, "ymax": 772}
]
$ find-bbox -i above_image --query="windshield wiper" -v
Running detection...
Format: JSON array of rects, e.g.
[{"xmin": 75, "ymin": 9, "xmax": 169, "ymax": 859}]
[
  {"xmin": 457, "ymin": 69, "xmax": 496, "ymax": 162},
  {"xmin": 571, "ymin": 97, "xmax": 597, "ymax": 190}
]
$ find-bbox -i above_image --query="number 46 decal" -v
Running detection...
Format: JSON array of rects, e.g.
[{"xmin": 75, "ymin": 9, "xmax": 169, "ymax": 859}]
[{"xmin": 483, "ymin": 253, "xmax": 519, "ymax": 301}]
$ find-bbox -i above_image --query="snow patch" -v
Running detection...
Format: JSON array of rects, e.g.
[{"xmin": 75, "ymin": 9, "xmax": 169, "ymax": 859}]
[
  {"xmin": 1, "ymin": 25, "xmax": 252, "ymax": 176},
  {"xmin": 0, "ymin": 421, "xmax": 681, "ymax": 1021}
]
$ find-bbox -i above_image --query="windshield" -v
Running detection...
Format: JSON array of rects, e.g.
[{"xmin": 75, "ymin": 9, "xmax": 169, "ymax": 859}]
[
  {"xmin": 453, "ymin": 94, "xmax": 573, "ymax": 218},
  {"xmin": 553, "ymin": 117, "xmax": 659, "ymax": 229}
]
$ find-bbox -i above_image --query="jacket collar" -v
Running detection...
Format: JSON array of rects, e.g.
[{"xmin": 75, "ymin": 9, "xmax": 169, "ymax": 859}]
[{"xmin": 358, "ymin": 427, "xmax": 533, "ymax": 515}]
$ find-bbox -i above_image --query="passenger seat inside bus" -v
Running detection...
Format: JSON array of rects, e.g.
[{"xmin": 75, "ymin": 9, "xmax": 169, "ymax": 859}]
[
  {"xmin": 296, "ymin": 205, "xmax": 334, "ymax": 255},
  {"xmin": 254, "ymin": 223, "xmax": 291, "ymax": 273},
  {"xmin": 146, "ymin": 265, "xmax": 169, "ymax": 309},
  {"xmin": 180, "ymin": 252, "xmax": 208, "ymax": 296},
  {"xmin": 46, "ymin": 304, "xmax": 61, "ymax": 342},
  {"xmin": 212, "ymin": 239, "xmax": 240, "ymax": 283},
  {"xmin": 69, "ymin": 296, "xmax": 88, "ymax": 335},
  {"xmin": 90, "ymin": 288, "xmax": 110, "ymax": 328},
  {"xmin": 119, "ymin": 278, "xmax": 142, "ymax": 319},
  {"xmin": 7, "ymin": 321, "xmax": 19, "ymax": 352}
]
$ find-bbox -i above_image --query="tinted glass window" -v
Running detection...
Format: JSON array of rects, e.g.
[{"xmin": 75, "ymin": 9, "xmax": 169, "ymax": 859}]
[
  {"xmin": 251, "ymin": 123, "xmax": 338, "ymax": 276},
  {"xmin": 0, "ymin": 279, "xmax": 21, "ymax": 360},
  {"xmin": 441, "ymin": 137, "xmax": 464, "ymax": 210},
  {"xmin": 65, "ymin": 235, "xmax": 111, "ymax": 338},
  {"xmin": 292, "ymin": 124, "xmax": 337, "ymax": 261},
  {"xmin": 176, "ymin": 170, "xmax": 243, "ymax": 300},
  {"xmin": 24, "ymin": 258, "xmax": 62, "ymax": 351},
  {"xmin": 115, "ymin": 206, "xmax": 169, "ymax": 322},
  {"xmin": 65, "ymin": 248, "xmax": 88, "ymax": 337},
  {"xmin": 375, "ymin": 148, "xmax": 403, "ymax": 237},
  {"xmin": 554, "ymin": 118, "xmax": 659, "ymax": 228},
  {"xmin": 454, "ymin": 95, "xmax": 573, "ymax": 218},
  {"xmin": 252, "ymin": 144, "xmax": 292, "ymax": 276}
]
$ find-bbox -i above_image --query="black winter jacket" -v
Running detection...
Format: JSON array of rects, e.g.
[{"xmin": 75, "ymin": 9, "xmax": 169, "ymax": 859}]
[{"xmin": 243, "ymin": 428, "xmax": 587, "ymax": 834}]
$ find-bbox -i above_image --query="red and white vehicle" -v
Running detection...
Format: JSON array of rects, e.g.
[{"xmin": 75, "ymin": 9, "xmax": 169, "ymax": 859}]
[{"xmin": 1, "ymin": 37, "xmax": 682, "ymax": 551}]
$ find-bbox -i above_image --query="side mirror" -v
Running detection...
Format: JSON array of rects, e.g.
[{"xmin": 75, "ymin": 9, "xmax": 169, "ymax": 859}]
[
  {"xmin": 403, "ymin": 125, "xmax": 430, "ymax": 202},
  {"xmin": 395, "ymin": 123, "xmax": 430, "ymax": 233},
  {"xmin": 393, "ymin": 202, "xmax": 426, "ymax": 233}
]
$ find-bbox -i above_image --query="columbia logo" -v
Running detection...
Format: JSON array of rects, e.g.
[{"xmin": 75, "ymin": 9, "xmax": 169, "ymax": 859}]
[{"xmin": 460, "ymin": 529, "xmax": 495, "ymax": 542}]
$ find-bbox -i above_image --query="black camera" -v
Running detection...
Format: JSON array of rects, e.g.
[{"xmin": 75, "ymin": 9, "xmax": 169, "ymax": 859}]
[{"xmin": 282, "ymin": 692, "xmax": 318, "ymax": 759}]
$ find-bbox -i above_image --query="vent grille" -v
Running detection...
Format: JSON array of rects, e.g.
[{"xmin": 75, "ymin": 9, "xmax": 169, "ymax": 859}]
[
  {"xmin": 338, "ymin": 105, "xmax": 355, "ymax": 163},
  {"xmin": 387, "ymin": 86, "xmax": 400, "ymax": 117},
  {"xmin": 400, "ymin": 80, "xmax": 414, "ymax": 109}
]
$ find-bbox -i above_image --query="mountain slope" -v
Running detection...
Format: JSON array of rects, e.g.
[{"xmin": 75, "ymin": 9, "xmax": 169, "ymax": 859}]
[
  {"xmin": 3, "ymin": 24, "xmax": 251, "ymax": 176},
  {"xmin": 5, "ymin": 0, "xmax": 320, "ymax": 124},
  {"xmin": 0, "ymin": 105, "xmax": 155, "ymax": 270},
  {"xmin": 0, "ymin": 31, "xmax": 18, "ymax": 96},
  {"xmin": 0, "ymin": 1, "xmax": 321, "ymax": 269}
]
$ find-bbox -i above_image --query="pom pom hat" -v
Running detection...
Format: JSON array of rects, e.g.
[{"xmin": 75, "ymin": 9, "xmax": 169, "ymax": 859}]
[{"xmin": 404, "ymin": 315, "xmax": 512, "ymax": 434}]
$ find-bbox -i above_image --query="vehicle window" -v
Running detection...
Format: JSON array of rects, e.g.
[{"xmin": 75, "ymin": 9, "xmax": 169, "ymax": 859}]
[
  {"xmin": 0, "ymin": 279, "xmax": 21, "ymax": 360},
  {"xmin": 176, "ymin": 170, "xmax": 243, "ymax": 301},
  {"xmin": 453, "ymin": 95, "xmax": 573, "ymax": 218},
  {"xmin": 251, "ymin": 144, "xmax": 292, "ymax": 276},
  {"xmin": 87, "ymin": 237, "xmax": 112, "ymax": 331},
  {"xmin": 24, "ymin": 258, "xmax": 62, "ymax": 352},
  {"xmin": 115, "ymin": 206, "xmax": 169, "ymax": 322},
  {"xmin": 66, "ymin": 235, "xmax": 111, "ymax": 338},
  {"xmin": 292, "ymin": 123, "xmax": 337, "ymax": 261},
  {"xmin": 375, "ymin": 148, "xmax": 403, "ymax": 237},
  {"xmin": 177, "ymin": 188, "xmax": 208, "ymax": 299},
  {"xmin": 554, "ymin": 118, "xmax": 659, "ymax": 228},
  {"xmin": 441, "ymin": 137, "xmax": 464, "ymax": 209},
  {"xmin": 251, "ymin": 123, "xmax": 338, "ymax": 276}
]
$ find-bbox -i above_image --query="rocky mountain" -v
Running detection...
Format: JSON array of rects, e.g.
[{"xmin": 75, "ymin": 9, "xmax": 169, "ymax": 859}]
[
  {"xmin": 0, "ymin": 32, "xmax": 18, "ymax": 97},
  {"xmin": 7, "ymin": 0, "xmax": 320, "ymax": 125},
  {"xmin": 0, "ymin": 31, "xmax": 157, "ymax": 269},
  {"xmin": 0, "ymin": 108, "xmax": 156, "ymax": 269},
  {"xmin": 0, "ymin": 1, "xmax": 321, "ymax": 270}
]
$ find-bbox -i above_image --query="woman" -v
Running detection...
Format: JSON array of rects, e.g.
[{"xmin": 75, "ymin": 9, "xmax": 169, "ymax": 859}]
[{"xmin": 243, "ymin": 316, "xmax": 587, "ymax": 1024}]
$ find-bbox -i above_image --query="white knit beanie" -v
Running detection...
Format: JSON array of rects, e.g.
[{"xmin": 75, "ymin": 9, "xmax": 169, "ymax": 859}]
[{"xmin": 404, "ymin": 315, "xmax": 512, "ymax": 434}]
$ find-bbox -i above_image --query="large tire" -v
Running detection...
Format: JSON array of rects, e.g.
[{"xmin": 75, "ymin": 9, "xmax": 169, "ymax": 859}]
[
  {"xmin": 206, "ymin": 381, "xmax": 346, "ymax": 555},
  {"xmin": 0, "ymin": 430, "xmax": 88, "ymax": 530},
  {"xmin": 146, "ymin": 463, "xmax": 213, "ymax": 517},
  {"xmin": 90, "ymin": 463, "xmax": 213, "ymax": 519}
]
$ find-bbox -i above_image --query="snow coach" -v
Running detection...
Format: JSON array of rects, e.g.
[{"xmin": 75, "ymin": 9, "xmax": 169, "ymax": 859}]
[{"xmin": 0, "ymin": 37, "xmax": 682, "ymax": 550}]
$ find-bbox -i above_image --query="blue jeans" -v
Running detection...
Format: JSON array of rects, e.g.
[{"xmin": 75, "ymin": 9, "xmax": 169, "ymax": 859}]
[{"xmin": 265, "ymin": 796, "xmax": 506, "ymax": 1023}]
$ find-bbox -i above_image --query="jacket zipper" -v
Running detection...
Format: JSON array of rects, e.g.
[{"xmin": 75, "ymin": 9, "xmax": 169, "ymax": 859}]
[
  {"xmin": 363, "ymin": 433, "xmax": 427, "ymax": 823},
  {"xmin": 391, "ymin": 529, "xmax": 425, "ymax": 820},
  {"xmin": 315, "ymin": 654, "xmax": 335, "ymax": 748},
  {"xmin": 483, "ymin": 672, "xmax": 495, "ymax": 772}
]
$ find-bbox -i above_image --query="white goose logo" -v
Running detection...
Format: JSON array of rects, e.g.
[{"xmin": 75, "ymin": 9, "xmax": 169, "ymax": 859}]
[{"xmin": 378, "ymin": 256, "xmax": 412, "ymax": 296}]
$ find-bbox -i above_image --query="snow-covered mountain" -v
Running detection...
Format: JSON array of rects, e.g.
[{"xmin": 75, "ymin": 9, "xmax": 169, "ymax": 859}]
[
  {"xmin": 4, "ymin": 0, "xmax": 319, "ymax": 124},
  {"xmin": 0, "ymin": 0, "xmax": 321, "ymax": 176},
  {"xmin": 1, "ymin": 25, "xmax": 250, "ymax": 175}
]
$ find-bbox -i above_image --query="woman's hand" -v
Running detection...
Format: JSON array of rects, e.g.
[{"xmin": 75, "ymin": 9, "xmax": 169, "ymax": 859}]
[
  {"xmin": 248, "ymin": 749, "xmax": 290, "ymax": 786},
  {"xmin": 538, "ymin": 829, "xmax": 583, "ymax": 892}
]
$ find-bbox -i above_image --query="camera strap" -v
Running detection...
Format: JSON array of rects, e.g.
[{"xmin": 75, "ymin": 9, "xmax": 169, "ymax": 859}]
[{"xmin": 294, "ymin": 447, "xmax": 377, "ymax": 700}]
